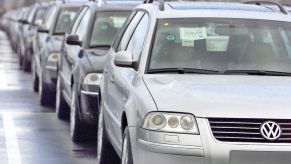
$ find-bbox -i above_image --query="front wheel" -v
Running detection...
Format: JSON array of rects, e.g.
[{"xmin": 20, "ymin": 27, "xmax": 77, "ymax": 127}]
[
  {"xmin": 56, "ymin": 74, "xmax": 69, "ymax": 120},
  {"xmin": 22, "ymin": 52, "xmax": 31, "ymax": 72},
  {"xmin": 32, "ymin": 59, "xmax": 39, "ymax": 92},
  {"xmin": 70, "ymin": 84, "xmax": 90, "ymax": 142},
  {"xmin": 39, "ymin": 72, "xmax": 54, "ymax": 106},
  {"xmin": 97, "ymin": 103, "xmax": 119, "ymax": 164},
  {"xmin": 121, "ymin": 127, "xmax": 133, "ymax": 164}
]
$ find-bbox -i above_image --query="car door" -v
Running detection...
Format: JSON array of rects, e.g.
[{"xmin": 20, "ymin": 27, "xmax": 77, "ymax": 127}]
[
  {"xmin": 36, "ymin": 6, "xmax": 58, "ymax": 76},
  {"xmin": 63, "ymin": 7, "xmax": 91, "ymax": 99},
  {"xmin": 104, "ymin": 11, "xmax": 149, "ymax": 149},
  {"xmin": 61, "ymin": 7, "xmax": 87, "ymax": 100}
]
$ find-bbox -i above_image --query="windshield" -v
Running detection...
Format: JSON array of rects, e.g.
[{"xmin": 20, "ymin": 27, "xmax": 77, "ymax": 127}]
[
  {"xmin": 33, "ymin": 7, "xmax": 46, "ymax": 26},
  {"xmin": 54, "ymin": 7, "xmax": 79, "ymax": 34},
  {"xmin": 148, "ymin": 18, "xmax": 291, "ymax": 73},
  {"xmin": 90, "ymin": 11, "xmax": 129, "ymax": 47}
]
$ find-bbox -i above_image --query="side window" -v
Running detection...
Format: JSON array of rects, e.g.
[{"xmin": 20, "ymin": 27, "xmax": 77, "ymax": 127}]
[
  {"xmin": 117, "ymin": 11, "xmax": 145, "ymax": 51},
  {"xmin": 43, "ymin": 6, "xmax": 58, "ymax": 30},
  {"xmin": 112, "ymin": 11, "xmax": 137, "ymax": 50},
  {"xmin": 75, "ymin": 9, "xmax": 91, "ymax": 41},
  {"xmin": 69, "ymin": 7, "xmax": 88, "ymax": 34},
  {"xmin": 126, "ymin": 14, "xmax": 149, "ymax": 61}
]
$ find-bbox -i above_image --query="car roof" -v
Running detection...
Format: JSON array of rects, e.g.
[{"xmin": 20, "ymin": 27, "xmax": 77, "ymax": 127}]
[
  {"xmin": 168, "ymin": 2, "xmax": 273, "ymax": 12},
  {"xmin": 137, "ymin": 2, "xmax": 291, "ymax": 22},
  {"xmin": 85, "ymin": 1, "xmax": 141, "ymax": 12}
]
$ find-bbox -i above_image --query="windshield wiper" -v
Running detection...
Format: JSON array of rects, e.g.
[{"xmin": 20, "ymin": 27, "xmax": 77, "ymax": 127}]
[
  {"xmin": 89, "ymin": 44, "xmax": 111, "ymax": 49},
  {"xmin": 223, "ymin": 70, "xmax": 291, "ymax": 76},
  {"xmin": 147, "ymin": 68, "xmax": 220, "ymax": 74}
]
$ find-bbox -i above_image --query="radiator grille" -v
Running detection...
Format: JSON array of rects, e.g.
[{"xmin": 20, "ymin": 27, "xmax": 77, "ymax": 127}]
[{"xmin": 208, "ymin": 118, "xmax": 291, "ymax": 143}]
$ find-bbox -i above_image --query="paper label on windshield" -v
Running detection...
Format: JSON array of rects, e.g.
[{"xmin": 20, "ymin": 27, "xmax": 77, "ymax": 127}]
[
  {"xmin": 180, "ymin": 27, "xmax": 207, "ymax": 41},
  {"xmin": 206, "ymin": 36, "xmax": 230, "ymax": 52},
  {"xmin": 182, "ymin": 40, "xmax": 194, "ymax": 47}
]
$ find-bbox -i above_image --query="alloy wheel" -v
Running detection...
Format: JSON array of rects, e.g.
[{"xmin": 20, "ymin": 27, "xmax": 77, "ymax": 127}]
[
  {"xmin": 38, "ymin": 71, "xmax": 42, "ymax": 97},
  {"xmin": 121, "ymin": 133, "xmax": 129, "ymax": 164},
  {"xmin": 70, "ymin": 86, "xmax": 76, "ymax": 138},
  {"xmin": 97, "ymin": 104, "xmax": 104, "ymax": 163},
  {"xmin": 56, "ymin": 74, "xmax": 61, "ymax": 115}
]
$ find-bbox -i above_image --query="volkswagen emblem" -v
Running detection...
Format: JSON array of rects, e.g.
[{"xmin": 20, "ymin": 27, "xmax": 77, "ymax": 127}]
[{"xmin": 260, "ymin": 121, "xmax": 282, "ymax": 141}]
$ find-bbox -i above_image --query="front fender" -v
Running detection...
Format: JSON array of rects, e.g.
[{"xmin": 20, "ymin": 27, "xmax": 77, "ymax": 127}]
[{"xmin": 124, "ymin": 76, "xmax": 158, "ymax": 128}]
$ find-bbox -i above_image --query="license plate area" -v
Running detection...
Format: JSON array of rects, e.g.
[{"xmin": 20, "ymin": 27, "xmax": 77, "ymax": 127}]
[{"xmin": 230, "ymin": 151, "xmax": 291, "ymax": 164}]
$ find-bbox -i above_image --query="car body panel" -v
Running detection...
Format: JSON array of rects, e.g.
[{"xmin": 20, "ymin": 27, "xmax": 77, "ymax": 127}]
[{"xmin": 100, "ymin": 2, "xmax": 291, "ymax": 164}]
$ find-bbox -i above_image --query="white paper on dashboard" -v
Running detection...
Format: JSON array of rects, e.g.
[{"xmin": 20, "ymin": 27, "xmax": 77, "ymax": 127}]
[{"xmin": 180, "ymin": 27, "xmax": 207, "ymax": 41}]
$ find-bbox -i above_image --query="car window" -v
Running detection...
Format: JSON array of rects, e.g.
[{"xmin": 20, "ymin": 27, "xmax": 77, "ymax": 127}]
[
  {"xmin": 149, "ymin": 18, "xmax": 291, "ymax": 73},
  {"xmin": 27, "ymin": 7, "xmax": 36, "ymax": 23},
  {"xmin": 117, "ymin": 11, "xmax": 144, "ymax": 51},
  {"xmin": 33, "ymin": 7, "xmax": 46, "ymax": 26},
  {"xmin": 75, "ymin": 9, "xmax": 91, "ymax": 42},
  {"xmin": 54, "ymin": 7, "xmax": 79, "ymax": 34},
  {"xmin": 126, "ymin": 13, "xmax": 149, "ymax": 61},
  {"xmin": 69, "ymin": 7, "xmax": 88, "ymax": 34},
  {"xmin": 112, "ymin": 11, "xmax": 137, "ymax": 50},
  {"xmin": 89, "ymin": 11, "xmax": 130, "ymax": 47},
  {"xmin": 280, "ymin": 28, "xmax": 291, "ymax": 58},
  {"xmin": 43, "ymin": 6, "xmax": 58, "ymax": 30}
]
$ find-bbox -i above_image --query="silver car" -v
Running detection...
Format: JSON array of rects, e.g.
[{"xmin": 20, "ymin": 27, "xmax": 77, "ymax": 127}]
[
  {"xmin": 32, "ymin": 2, "xmax": 80, "ymax": 106},
  {"xmin": 98, "ymin": 1, "xmax": 291, "ymax": 164}
]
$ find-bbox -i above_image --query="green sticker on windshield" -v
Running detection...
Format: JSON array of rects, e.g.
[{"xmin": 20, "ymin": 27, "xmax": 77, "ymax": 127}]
[{"xmin": 166, "ymin": 35, "xmax": 176, "ymax": 41}]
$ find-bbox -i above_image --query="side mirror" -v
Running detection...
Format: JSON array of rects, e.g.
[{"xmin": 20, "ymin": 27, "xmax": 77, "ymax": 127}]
[
  {"xmin": 18, "ymin": 19, "xmax": 28, "ymax": 24},
  {"xmin": 66, "ymin": 35, "xmax": 82, "ymax": 46},
  {"xmin": 37, "ymin": 26, "xmax": 49, "ymax": 33},
  {"xmin": 114, "ymin": 51, "xmax": 135, "ymax": 68}
]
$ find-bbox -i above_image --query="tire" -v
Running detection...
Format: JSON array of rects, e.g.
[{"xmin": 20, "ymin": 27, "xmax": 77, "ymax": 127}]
[
  {"xmin": 56, "ymin": 74, "xmax": 70, "ymax": 120},
  {"xmin": 19, "ymin": 55, "xmax": 23, "ymax": 67},
  {"xmin": 32, "ymin": 59, "xmax": 39, "ymax": 92},
  {"xmin": 70, "ymin": 84, "xmax": 90, "ymax": 142},
  {"xmin": 121, "ymin": 127, "xmax": 133, "ymax": 164},
  {"xmin": 97, "ymin": 103, "xmax": 120, "ymax": 164},
  {"xmin": 22, "ymin": 52, "xmax": 31, "ymax": 72},
  {"xmin": 18, "ymin": 46, "xmax": 23, "ymax": 67},
  {"xmin": 39, "ymin": 72, "xmax": 54, "ymax": 106}
]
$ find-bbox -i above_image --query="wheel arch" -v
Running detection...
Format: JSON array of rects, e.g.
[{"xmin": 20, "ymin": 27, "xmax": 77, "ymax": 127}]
[{"xmin": 121, "ymin": 112, "xmax": 128, "ymax": 135}]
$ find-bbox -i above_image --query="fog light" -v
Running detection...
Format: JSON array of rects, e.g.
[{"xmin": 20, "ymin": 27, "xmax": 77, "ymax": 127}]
[
  {"xmin": 46, "ymin": 53, "xmax": 60, "ymax": 70},
  {"xmin": 83, "ymin": 73, "xmax": 103, "ymax": 85}
]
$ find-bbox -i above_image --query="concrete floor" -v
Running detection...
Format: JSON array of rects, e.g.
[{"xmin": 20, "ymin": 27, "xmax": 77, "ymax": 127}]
[{"xmin": 0, "ymin": 31, "xmax": 97, "ymax": 164}]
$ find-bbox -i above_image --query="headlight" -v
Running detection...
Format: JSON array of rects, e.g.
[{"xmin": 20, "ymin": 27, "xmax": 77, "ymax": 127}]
[
  {"xmin": 46, "ymin": 53, "xmax": 60, "ymax": 70},
  {"xmin": 142, "ymin": 112, "xmax": 199, "ymax": 134},
  {"xmin": 83, "ymin": 73, "xmax": 103, "ymax": 85}
]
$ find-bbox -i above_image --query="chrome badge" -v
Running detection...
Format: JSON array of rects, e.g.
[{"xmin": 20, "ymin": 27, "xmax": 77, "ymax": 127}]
[{"xmin": 260, "ymin": 121, "xmax": 282, "ymax": 141}]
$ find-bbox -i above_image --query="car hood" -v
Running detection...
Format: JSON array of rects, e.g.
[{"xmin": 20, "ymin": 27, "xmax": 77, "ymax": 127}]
[
  {"xmin": 85, "ymin": 49, "xmax": 109, "ymax": 72},
  {"xmin": 50, "ymin": 36, "xmax": 64, "ymax": 51},
  {"xmin": 143, "ymin": 74, "xmax": 291, "ymax": 119}
]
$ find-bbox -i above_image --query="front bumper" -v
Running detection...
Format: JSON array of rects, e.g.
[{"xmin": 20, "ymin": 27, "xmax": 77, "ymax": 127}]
[
  {"xmin": 130, "ymin": 118, "xmax": 291, "ymax": 164},
  {"xmin": 79, "ymin": 84, "xmax": 99, "ymax": 125}
]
